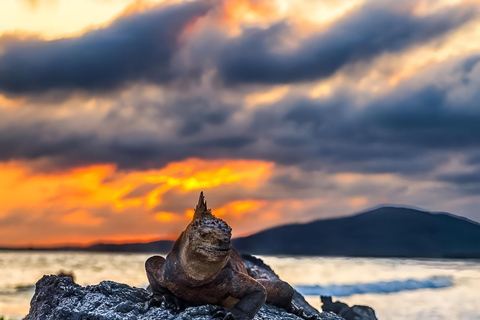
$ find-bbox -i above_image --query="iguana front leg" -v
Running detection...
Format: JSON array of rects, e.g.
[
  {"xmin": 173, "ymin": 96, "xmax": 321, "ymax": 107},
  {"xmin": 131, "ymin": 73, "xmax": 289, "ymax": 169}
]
[
  {"xmin": 256, "ymin": 279, "xmax": 294, "ymax": 309},
  {"xmin": 227, "ymin": 272, "xmax": 267, "ymax": 320},
  {"xmin": 145, "ymin": 255, "xmax": 167, "ymax": 295},
  {"xmin": 145, "ymin": 255, "xmax": 188, "ymax": 312}
]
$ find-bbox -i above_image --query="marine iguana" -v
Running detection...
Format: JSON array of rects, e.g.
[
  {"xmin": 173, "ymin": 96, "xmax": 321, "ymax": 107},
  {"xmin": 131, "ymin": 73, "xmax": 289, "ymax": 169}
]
[{"xmin": 146, "ymin": 192, "xmax": 317, "ymax": 320}]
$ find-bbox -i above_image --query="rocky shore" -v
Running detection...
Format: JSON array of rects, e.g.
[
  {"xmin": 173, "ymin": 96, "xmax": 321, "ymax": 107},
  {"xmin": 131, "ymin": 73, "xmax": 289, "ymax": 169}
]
[{"xmin": 24, "ymin": 255, "xmax": 374, "ymax": 320}]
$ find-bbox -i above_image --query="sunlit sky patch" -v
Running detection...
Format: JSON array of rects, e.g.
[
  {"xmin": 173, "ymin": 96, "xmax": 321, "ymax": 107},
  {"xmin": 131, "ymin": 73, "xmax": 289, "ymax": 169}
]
[{"xmin": 1, "ymin": 0, "xmax": 480, "ymax": 246}]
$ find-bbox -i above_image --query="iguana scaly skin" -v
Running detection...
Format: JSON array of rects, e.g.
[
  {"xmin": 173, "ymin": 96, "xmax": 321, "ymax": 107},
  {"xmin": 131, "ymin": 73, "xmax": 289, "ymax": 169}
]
[{"xmin": 145, "ymin": 192, "xmax": 303, "ymax": 320}]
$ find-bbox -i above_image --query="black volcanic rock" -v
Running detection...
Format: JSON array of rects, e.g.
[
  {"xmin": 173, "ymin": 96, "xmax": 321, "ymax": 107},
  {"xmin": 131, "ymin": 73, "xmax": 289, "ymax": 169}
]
[
  {"xmin": 25, "ymin": 256, "xmax": 345, "ymax": 320},
  {"xmin": 321, "ymin": 296, "xmax": 377, "ymax": 320},
  {"xmin": 232, "ymin": 207, "xmax": 480, "ymax": 257}
]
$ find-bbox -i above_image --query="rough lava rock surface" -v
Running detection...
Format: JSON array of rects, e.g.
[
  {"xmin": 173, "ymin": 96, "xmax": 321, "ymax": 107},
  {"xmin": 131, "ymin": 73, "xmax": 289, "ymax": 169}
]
[
  {"xmin": 25, "ymin": 255, "xmax": 345, "ymax": 320},
  {"xmin": 25, "ymin": 275, "xmax": 343, "ymax": 320}
]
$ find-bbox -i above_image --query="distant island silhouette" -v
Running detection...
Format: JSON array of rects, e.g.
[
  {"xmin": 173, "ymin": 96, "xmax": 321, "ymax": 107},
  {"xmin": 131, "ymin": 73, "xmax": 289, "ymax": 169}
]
[{"xmin": 4, "ymin": 206, "xmax": 480, "ymax": 258}]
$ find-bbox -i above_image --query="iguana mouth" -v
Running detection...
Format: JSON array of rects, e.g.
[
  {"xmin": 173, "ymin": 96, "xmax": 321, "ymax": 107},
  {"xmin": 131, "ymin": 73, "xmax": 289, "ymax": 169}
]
[
  {"xmin": 200, "ymin": 245, "xmax": 231, "ymax": 253},
  {"xmin": 215, "ymin": 246, "xmax": 231, "ymax": 252}
]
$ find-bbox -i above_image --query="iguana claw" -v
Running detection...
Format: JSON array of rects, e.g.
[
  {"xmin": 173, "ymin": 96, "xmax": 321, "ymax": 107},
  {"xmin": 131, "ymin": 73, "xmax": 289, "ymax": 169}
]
[
  {"xmin": 149, "ymin": 293, "xmax": 186, "ymax": 312},
  {"xmin": 212, "ymin": 308, "xmax": 235, "ymax": 320},
  {"xmin": 147, "ymin": 295, "xmax": 163, "ymax": 309},
  {"xmin": 290, "ymin": 304, "xmax": 320, "ymax": 320},
  {"xmin": 163, "ymin": 294, "xmax": 187, "ymax": 312}
]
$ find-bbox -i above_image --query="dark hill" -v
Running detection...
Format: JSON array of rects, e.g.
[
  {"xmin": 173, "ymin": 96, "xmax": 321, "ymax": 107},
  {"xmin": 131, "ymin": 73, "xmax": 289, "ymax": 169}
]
[
  {"xmin": 4, "ymin": 206, "xmax": 480, "ymax": 258},
  {"xmin": 232, "ymin": 206, "xmax": 480, "ymax": 258},
  {"xmin": 0, "ymin": 240, "xmax": 175, "ymax": 253},
  {"xmin": 84, "ymin": 240, "xmax": 174, "ymax": 253}
]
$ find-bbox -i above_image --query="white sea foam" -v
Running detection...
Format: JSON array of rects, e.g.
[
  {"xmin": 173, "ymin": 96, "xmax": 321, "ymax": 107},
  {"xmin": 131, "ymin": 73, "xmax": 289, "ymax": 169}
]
[{"xmin": 295, "ymin": 276, "xmax": 453, "ymax": 297}]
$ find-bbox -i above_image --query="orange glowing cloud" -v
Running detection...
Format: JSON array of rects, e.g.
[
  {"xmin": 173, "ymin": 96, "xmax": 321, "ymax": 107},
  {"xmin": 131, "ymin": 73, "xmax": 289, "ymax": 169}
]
[
  {"xmin": 222, "ymin": 0, "xmax": 276, "ymax": 23},
  {"xmin": 215, "ymin": 0, "xmax": 279, "ymax": 35},
  {"xmin": 334, "ymin": 172, "xmax": 364, "ymax": 184},
  {"xmin": 61, "ymin": 209, "xmax": 105, "ymax": 227},
  {"xmin": 0, "ymin": 0, "xmax": 137, "ymax": 40},
  {"xmin": 211, "ymin": 197, "xmax": 327, "ymax": 237},
  {"xmin": 215, "ymin": 199, "xmax": 268, "ymax": 219},
  {"xmin": 348, "ymin": 196, "xmax": 368, "ymax": 208},
  {"xmin": 0, "ymin": 158, "xmax": 274, "ymax": 246},
  {"xmin": 154, "ymin": 211, "xmax": 178, "ymax": 223},
  {"xmin": 0, "ymin": 158, "xmax": 273, "ymax": 215},
  {"xmin": 0, "ymin": 94, "xmax": 26, "ymax": 108},
  {"xmin": 117, "ymin": 0, "xmax": 157, "ymax": 17},
  {"xmin": 245, "ymin": 85, "xmax": 290, "ymax": 109}
]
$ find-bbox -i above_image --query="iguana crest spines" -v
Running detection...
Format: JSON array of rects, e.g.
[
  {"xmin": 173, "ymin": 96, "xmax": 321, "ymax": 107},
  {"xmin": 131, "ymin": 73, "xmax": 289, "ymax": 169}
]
[
  {"xmin": 190, "ymin": 191, "xmax": 232, "ymax": 237},
  {"xmin": 193, "ymin": 191, "xmax": 213, "ymax": 220}
]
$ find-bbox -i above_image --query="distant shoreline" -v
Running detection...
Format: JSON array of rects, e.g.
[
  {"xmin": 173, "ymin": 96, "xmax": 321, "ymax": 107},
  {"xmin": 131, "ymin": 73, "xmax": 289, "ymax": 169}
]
[
  {"xmin": 3, "ymin": 206, "xmax": 480, "ymax": 259},
  {"xmin": 1, "ymin": 247, "xmax": 480, "ymax": 260}
]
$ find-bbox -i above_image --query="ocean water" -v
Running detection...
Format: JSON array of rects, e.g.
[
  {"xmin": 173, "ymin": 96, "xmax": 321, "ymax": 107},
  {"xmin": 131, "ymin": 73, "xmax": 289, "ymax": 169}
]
[{"xmin": 0, "ymin": 251, "xmax": 479, "ymax": 319}]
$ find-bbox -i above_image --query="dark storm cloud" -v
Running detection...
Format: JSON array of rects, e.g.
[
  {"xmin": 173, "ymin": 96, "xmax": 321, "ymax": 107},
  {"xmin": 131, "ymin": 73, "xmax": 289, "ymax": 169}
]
[
  {"xmin": 249, "ymin": 56, "xmax": 480, "ymax": 174},
  {"xmin": 438, "ymin": 171, "xmax": 480, "ymax": 185},
  {"xmin": 0, "ymin": 1, "xmax": 211, "ymax": 94},
  {"xmin": 466, "ymin": 151, "xmax": 480, "ymax": 165},
  {"xmin": 249, "ymin": 95, "xmax": 433, "ymax": 173},
  {"xmin": 0, "ymin": 104, "xmax": 256, "ymax": 170},
  {"xmin": 196, "ymin": 137, "xmax": 255, "ymax": 148},
  {"xmin": 217, "ymin": 3, "xmax": 477, "ymax": 84},
  {"xmin": 2, "ymin": 55, "xmax": 480, "ymax": 180},
  {"xmin": 0, "ymin": 122, "xmax": 97, "ymax": 164},
  {"xmin": 1, "ymin": 53, "xmax": 480, "ymax": 178},
  {"xmin": 1, "ymin": 0, "xmax": 477, "ymax": 94},
  {"xmin": 1, "ymin": 0, "xmax": 480, "ymax": 201},
  {"xmin": 170, "ymin": 95, "xmax": 234, "ymax": 136},
  {"xmin": 437, "ymin": 171, "xmax": 480, "ymax": 195}
]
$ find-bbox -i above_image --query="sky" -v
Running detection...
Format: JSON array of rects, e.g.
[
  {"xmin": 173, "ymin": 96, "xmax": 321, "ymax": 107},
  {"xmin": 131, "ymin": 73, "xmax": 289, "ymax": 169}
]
[{"xmin": 1, "ymin": 0, "xmax": 480, "ymax": 247}]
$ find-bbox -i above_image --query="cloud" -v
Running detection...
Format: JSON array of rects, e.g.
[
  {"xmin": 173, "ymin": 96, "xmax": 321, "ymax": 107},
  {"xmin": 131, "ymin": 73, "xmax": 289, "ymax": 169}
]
[
  {"xmin": 2, "ymin": 54, "xmax": 480, "ymax": 180},
  {"xmin": 2, "ymin": 0, "xmax": 480, "ymax": 238},
  {"xmin": 1, "ymin": 0, "xmax": 477, "ymax": 95},
  {"xmin": 0, "ymin": 159, "xmax": 275, "ymax": 246},
  {"xmin": 0, "ymin": 81, "xmax": 252, "ymax": 169},
  {"xmin": 20, "ymin": 0, "xmax": 59, "ymax": 10},
  {"xmin": 248, "ymin": 55, "xmax": 480, "ymax": 174},
  {"xmin": 437, "ymin": 170, "xmax": 480, "ymax": 195},
  {"xmin": 3, "ymin": 135, "xmax": 480, "ymax": 247},
  {"xmin": 122, "ymin": 183, "xmax": 161, "ymax": 199},
  {"xmin": 217, "ymin": 2, "xmax": 477, "ymax": 84},
  {"xmin": 0, "ymin": 1, "xmax": 211, "ymax": 94}
]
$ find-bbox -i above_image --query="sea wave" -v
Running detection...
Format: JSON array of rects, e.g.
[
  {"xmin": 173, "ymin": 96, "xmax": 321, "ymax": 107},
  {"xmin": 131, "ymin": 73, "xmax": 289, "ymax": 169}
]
[
  {"xmin": 0, "ymin": 284, "xmax": 35, "ymax": 296},
  {"xmin": 295, "ymin": 276, "xmax": 453, "ymax": 297}
]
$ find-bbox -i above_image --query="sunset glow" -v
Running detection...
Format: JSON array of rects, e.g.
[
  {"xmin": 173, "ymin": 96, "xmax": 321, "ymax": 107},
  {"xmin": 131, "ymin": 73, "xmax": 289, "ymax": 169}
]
[
  {"xmin": 2, "ymin": 0, "xmax": 480, "ymax": 247},
  {"xmin": 0, "ymin": 159, "xmax": 274, "ymax": 246}
]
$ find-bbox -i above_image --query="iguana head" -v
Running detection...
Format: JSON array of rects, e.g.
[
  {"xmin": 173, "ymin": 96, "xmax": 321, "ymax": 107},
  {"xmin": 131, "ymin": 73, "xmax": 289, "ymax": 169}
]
[{"xmin": 184, "ymin": 192, "xmax": 232, "ymax": 265}]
